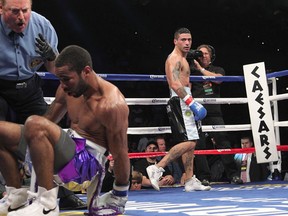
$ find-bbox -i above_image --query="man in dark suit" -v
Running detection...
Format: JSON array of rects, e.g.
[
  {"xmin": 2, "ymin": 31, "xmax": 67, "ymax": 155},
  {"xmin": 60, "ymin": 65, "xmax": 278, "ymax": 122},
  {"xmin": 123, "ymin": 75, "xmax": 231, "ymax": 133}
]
[{"xmin": 234, "ymin": 136, "xmax": 270, "ymax": 182}]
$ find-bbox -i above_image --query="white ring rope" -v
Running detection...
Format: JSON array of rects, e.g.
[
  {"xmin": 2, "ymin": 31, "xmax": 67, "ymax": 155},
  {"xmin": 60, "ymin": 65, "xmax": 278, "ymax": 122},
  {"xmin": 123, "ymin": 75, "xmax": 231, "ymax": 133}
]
[
  {"xmin": 44, "ymin": 92, "xmax": 288, "ymax": 106},
  {"xmin": 28, "ymin": 70, "xmax": 288, "ymax": 191},
  {"xmin": 127, "ymin": 121, "xmax": 288, "ymax": 134},
  {"xmin": 44, "ymin": 92, "xmax": 288, "ymax": 134},
  {"xmin": 41, "ymin": 69, "xmax": 288, "ymax": 136},
  {"xmin": 127, "ymin": 124, "xmax": 253, "ymax": 135}
]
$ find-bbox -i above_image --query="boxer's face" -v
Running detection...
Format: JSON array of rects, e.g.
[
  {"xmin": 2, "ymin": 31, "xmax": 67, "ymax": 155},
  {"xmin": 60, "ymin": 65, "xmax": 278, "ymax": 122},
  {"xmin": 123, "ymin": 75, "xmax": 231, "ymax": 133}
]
[
  {"xmin": 56, "ymin": 65, "xmax": 88, "ymax": 98},
  {"xmin": 174, "ymin": 33, "xmax": 192, "ymax": 53}
]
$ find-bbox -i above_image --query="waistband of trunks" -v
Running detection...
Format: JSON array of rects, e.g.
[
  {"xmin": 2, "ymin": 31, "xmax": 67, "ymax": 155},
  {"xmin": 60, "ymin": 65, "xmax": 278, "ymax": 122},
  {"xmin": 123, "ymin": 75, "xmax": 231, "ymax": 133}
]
[
  {"xmin": 170, "ymin": 86, "xmax": 191, "ymax": 98},
  {"xmin": 66, "ymin": 128, "xmax": 108, "ymax": 156}
]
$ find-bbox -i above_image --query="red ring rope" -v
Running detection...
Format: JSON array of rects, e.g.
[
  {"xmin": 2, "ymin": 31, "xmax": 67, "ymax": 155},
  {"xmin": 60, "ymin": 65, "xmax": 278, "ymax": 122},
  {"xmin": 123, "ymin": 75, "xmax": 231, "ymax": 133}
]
[{"xmin": 107, "ymin": 145, "xmax": 288, "ymax": 160}]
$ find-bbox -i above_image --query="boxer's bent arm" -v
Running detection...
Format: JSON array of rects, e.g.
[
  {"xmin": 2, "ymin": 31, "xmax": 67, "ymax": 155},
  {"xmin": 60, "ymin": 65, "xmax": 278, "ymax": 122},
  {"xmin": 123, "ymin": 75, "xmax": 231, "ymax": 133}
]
[{"xmin": 44, "ymin": 86, "xmax": 67, "ymax": 123}]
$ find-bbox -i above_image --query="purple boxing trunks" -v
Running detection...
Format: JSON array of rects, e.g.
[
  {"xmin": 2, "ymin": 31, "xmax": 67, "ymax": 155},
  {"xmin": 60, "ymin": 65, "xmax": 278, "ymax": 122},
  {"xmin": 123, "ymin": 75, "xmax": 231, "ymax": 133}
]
[{"xmin": 57, "ymin": 137, "xmax": 101, "ymax": 184}]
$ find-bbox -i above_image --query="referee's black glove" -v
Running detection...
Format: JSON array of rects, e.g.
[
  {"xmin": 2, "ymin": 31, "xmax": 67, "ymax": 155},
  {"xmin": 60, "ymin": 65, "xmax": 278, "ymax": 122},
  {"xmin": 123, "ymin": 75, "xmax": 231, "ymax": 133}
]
[{"xmin": 35, "ymin": 33, "xmax": 56, "ymax": 61}]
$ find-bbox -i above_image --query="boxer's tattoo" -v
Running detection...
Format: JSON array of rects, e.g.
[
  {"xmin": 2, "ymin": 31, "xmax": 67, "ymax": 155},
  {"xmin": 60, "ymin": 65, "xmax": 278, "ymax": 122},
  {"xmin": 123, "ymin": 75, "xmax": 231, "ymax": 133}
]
[
  {"xmin": 176, "ymin": 87, "xmax": 187, "ymax": 98},
  {"xmin": 185, "ymin": 154, "xmax": 193, "ymax": 167},
  {"xmin": 172, "ymin": 61, "xmax": 181, "ymax": 81},
  {"xmin": 169, "ymin": 148, "xmax": 182, "ymax": 161},
  {"xmin": 172, "ymin": 61, "xmax": 188, "ymax": 98},
  {"xmin": 184, "ymin": 154, "xmax": 193, "ymax": 171}
]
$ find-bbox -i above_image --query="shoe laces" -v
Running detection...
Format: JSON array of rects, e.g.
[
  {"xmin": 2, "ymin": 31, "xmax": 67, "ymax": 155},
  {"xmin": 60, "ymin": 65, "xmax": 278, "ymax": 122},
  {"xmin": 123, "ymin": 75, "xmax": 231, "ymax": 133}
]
[
  {"xmin": 154, "ymin": 167, "xmax": 164, "ymax": 180},
  {"xmin": 27, "ymin": 190, "xmax": 38, "ymax": 203},
  {"xmin": 191, "ymin": 175, "xmax": 201, "ymax": 184}
]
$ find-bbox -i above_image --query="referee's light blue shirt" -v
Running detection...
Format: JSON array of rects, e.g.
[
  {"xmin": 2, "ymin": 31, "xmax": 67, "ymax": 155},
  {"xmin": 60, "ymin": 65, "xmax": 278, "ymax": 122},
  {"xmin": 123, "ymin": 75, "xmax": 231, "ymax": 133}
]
[{"xmin": 0, "ymin": 11, "xmax": 58, "ymax": 81}]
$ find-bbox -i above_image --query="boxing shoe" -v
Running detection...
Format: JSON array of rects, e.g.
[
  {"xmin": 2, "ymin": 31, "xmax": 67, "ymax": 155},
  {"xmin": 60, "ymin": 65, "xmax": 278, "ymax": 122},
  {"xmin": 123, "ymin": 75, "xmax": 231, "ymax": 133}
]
[
  {"xmin": 8, "ymin": 186, "xmax": 59, "ymax": 216},
  {"xmin": 0, "ymin": 186, "xmax": 28, "ymax": 215},
  {"xmin": 59, "ymin": 194, "xmax": 86, "ymax": 210},
  {"xmin": 201, "ymin": 179, "xmax": 211, "ymax": 186},
  {"xmin": 91, "ymin": 190, "xmax": 128, "ymax": 215},
  {"xmin": 231, "ymin": 176, "xmax": 243, "ymax": 184},
  {"xmin": 272, "ymin": 169, "xmax": 282, "ymax": 181},
  {"xmin": 146, "ymin": 165, "xmax": 165, "ymax": 191},
  {"xmin": 184, "ymin": 175, "xmax": 211, "ymax": 192}
]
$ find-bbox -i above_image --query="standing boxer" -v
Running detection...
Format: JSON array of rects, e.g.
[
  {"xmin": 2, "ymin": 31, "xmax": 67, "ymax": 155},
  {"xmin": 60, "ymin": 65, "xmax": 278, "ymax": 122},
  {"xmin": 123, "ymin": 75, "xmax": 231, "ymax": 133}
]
[{"xmin": 146, "ymin": 27, "xmax": 211, "ymax": 192}]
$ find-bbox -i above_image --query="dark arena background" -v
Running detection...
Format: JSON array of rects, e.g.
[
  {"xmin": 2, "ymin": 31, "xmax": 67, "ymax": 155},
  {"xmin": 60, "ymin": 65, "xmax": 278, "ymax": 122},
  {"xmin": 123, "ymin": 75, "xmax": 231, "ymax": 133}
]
[
  {"xmin": 31, "ymin": 1, "xmax": 288, "ymax": 215},
  {"xmin": 35, "ymin": 0, "xmax": 288, "ymax": 143}
]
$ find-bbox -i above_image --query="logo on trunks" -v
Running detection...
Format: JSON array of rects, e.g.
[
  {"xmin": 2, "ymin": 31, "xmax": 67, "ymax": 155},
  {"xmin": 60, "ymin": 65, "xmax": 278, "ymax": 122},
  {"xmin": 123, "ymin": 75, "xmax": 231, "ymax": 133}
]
[
  {"xmin": 166, "ymin": 105, "xmax": 171, "ymax": 113},
  {"xmin": 150, "ymin": 75, "xmax": 165, "ymax": 79},
  {"xmin": 152, "ymin": 99, "xmax": 166, "ymax": 103},
  {"xmin": 185, "ymin": 110, "xmax": 192, "ymax": 116}
]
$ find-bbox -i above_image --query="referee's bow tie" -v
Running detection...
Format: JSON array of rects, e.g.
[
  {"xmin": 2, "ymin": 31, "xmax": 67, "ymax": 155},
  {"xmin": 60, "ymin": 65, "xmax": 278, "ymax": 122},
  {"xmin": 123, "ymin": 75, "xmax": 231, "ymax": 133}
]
[{"xmin": 9, "ymin": 31, "xmax": 24, "ymax": 38}]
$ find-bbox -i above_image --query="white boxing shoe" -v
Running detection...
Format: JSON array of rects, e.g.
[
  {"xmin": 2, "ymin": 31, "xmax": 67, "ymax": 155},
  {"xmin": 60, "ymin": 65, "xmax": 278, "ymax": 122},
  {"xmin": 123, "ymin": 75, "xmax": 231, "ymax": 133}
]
[
  {"xmin": 184, "ymin": 175, "xmax": 211, "ymax": 192},
  {"xmin": 0, "ymin": 186, "xmax": 28, "ymax": 215},
  {"xmin": 90, "ymin": 190, "xmax": 127, "ymax": 215},
  {"xmin": 146, "ymin": 165, "xmax": 165, "ymax": 191},
  {"xmin": 7, "ymin": 186, "xmax": 59, "ymax": 216}
]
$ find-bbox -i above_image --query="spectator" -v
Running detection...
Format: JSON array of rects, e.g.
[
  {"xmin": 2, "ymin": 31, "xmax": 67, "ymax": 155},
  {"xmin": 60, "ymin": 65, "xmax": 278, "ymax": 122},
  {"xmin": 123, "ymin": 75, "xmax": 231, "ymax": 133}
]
[
  {"xmin": 137, "ymin": 136, "xmax": 149, "ymax": 153},
  {"xmin": 130, "ymin": 170, "xmax": 143, "ymax": 191},
  {"xmin": 128, "ymin": 140, "xmax": 139, "ymax": 153},
  {"xmin": 133, "ymin": 141, "xmax": 174, "ymax": 189},
  {"xmin": 235, "ymin": 136, "xmax": 270, "ymax": 182},
  {"xmin": 190, "ymin": 44, "xmax": 243, "ymax": 185},
  {"xmin": 101, "ymin": 160, "xmax": 115, "ymax": 193}
]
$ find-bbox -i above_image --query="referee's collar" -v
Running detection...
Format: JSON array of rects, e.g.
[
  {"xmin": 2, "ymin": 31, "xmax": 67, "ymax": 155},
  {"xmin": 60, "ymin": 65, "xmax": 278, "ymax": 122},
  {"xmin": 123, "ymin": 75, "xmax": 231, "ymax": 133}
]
[{"xmin": 1, "ymin": 15, "xmax": 25, "ymax": 37}]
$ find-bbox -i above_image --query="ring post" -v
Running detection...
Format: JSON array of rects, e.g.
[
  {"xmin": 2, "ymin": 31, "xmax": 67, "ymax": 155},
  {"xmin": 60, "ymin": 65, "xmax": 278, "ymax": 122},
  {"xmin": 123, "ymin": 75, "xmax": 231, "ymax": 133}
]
[{"xmin": 243, "ymin": 62, "xmax": 278, "ymax": 163}]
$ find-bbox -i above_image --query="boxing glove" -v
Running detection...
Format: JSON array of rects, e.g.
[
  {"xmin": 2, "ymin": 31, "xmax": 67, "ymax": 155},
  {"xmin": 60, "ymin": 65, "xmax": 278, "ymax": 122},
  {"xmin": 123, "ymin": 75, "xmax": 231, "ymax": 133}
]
[{"xmin": 183, "ymin": 95, "xmax": 207, "ymax": 121}]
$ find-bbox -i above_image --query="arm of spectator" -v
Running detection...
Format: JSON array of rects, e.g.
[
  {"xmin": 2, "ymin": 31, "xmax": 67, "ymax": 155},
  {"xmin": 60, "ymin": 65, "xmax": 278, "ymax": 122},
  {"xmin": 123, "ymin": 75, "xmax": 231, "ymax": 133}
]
[
  {"xmin": 141, "ymin": 175, "xmax": 153, "ymax": 187},
  {"xmin": 159, "ymin": 175, "xmax": 174, "ymax": 186},
  {"xmin": 193, "ymin": 60, "xmax": 223, "ymax": 84}
]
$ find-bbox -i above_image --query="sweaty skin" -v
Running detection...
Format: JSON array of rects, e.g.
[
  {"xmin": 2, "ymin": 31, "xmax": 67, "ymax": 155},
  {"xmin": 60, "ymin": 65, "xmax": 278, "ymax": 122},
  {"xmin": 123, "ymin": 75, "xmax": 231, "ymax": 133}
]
[
  {"xmin": 47, "ymin": 72, "xmax": 129, "ymax": 150},
  {"xmin": 24, "ymin": 63, "xmax": 130, "ymax": 190}
]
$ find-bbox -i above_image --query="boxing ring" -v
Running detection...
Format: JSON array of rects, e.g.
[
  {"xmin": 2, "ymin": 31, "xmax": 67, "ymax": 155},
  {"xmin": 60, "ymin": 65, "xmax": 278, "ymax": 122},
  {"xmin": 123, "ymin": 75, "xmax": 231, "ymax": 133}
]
[
  {"xmin": 38, "ymin": 67, "xmax": 288, "ymax": 216},
  {"xmin": 39, "ymin": 69, "xmax": 288, "ymax": 159}
]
